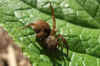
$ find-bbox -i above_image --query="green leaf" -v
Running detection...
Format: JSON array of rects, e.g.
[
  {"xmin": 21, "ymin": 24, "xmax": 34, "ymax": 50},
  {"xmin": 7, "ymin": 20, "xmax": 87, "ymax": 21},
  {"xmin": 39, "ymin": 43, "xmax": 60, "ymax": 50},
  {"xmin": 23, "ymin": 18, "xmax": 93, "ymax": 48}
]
[
  {"xmin": 68, "ymin": 0, "xmax": 100, "ymax": 28},
  {"xmin": 0, "ymin": 0, "xmax": 100, "ymax": 66},
  {"xmin": 20, "ymin": 0, "xmax": 100, "ymax": 29}
]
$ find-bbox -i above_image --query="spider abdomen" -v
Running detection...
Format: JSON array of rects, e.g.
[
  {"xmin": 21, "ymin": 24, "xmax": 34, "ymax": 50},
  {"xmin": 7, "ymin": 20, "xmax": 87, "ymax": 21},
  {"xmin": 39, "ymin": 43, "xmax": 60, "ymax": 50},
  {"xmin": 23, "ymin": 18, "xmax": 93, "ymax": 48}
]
[{"xmin": 45, "ymin": 36, "xmax": 57, "ymax": 49}]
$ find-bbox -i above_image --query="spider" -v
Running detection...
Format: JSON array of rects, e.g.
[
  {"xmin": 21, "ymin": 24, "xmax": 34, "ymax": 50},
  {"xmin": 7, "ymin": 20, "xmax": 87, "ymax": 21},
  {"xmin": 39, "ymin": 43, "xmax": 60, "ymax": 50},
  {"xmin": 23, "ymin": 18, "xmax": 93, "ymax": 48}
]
[{"xmin": 23, "ymin": 3, "xmax": 69, "ymax": 56}]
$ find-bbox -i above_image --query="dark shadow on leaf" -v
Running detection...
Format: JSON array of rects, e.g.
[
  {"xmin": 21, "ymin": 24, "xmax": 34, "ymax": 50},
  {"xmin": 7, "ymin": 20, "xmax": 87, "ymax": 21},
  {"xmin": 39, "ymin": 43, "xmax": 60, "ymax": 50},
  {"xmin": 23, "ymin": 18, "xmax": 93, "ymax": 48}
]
[
  {"xmin": 3, "ymin": 13, "xmax": 15, "ymax": 17},
  {"xmin": 40, "ymin": 48, "xmax": 70, "ymax": 66},
  {"xmin": 90, "ymin": 53, "xmax": 100, "ymax": 58},
  {"xmin": 96, "ymin": 0, "xmax": 100, "ymax": 3},
  {"xmin": 15, "ymin": 7, "xmax": 32, "ymax": 11},
  {"xmin": 5, "ymin": 19, "xmax": 19, "ymax": 22},
  {"xmin": 20, "ymin": 0, "xmax": 37, "ymax": 8},
  {"xmin": 3, "ymin": 13, "xmax": 20, "ymax": 22}
]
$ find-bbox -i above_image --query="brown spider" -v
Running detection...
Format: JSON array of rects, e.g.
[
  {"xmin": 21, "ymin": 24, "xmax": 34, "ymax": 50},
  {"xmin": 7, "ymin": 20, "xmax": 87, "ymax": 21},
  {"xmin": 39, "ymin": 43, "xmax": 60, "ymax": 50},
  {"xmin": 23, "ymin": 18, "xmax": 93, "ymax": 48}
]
[{"xmin": 23, "ymin": 3, "xmax": 69, "ymax": 56}]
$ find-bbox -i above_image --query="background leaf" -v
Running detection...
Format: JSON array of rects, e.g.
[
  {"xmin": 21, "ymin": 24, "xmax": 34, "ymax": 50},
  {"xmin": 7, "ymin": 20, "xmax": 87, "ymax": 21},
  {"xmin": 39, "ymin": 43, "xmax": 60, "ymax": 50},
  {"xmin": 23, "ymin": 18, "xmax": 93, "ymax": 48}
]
[{"xmin": 0, "ymin": 0, "xmax": 100, "ymax": 66}]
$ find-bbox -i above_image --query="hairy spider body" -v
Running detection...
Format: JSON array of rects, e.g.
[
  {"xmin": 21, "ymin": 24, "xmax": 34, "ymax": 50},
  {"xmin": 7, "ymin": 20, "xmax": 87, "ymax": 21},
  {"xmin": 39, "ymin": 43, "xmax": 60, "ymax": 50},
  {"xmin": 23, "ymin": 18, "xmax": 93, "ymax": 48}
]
[
  {"xmin": 23, "ymin": 3, "xmax": 69, "ymax": 56},
  {"xmin": 45, "ymin": 36, "xmax": 57, "ymax": 49},
  {"xmin": 24, "ymin": 20, "xmax": 51, "ymax": 39},
  {"xmin": 36, "ymin": 35, "xmax": 57, "ymax": 49}
]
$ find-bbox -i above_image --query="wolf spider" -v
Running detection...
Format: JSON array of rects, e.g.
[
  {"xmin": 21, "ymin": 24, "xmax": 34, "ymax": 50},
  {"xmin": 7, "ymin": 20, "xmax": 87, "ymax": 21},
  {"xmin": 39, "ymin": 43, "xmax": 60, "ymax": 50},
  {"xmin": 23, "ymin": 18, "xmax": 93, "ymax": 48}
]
[{"xmin": 23, "ymin": 3, "xmax": 69, "ymax": 56}]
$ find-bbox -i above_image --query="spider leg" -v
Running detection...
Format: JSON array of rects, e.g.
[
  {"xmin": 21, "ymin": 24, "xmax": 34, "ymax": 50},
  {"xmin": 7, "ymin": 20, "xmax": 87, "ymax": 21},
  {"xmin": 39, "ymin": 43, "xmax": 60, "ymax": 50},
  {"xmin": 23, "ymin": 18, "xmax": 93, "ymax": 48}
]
[
  {"xmin": 22, "ymin": 23, "xmax": 34, "ymax": 29},
  {"xmin": 55, "ymin": 38, "xmax": 59, "ymax": 47},
  {"xmin": 57, "ymin": 34, "xmax": 69, "ymax": 56},
  {"xmin": 49, "ymin": 2, "xmax": 56, "ymax": 36}
]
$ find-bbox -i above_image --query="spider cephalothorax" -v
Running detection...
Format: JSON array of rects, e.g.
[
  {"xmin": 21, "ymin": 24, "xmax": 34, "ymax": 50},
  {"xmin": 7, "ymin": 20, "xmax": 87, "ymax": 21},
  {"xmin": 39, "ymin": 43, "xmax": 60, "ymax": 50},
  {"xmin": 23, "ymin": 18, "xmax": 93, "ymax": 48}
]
[
  {"xmin": 24, "ymin": 2, "xmax": 69, "ymax": 56},
  {"xmin": 24, "ymin": 20, "xmax": 51, "ymax": 39}
]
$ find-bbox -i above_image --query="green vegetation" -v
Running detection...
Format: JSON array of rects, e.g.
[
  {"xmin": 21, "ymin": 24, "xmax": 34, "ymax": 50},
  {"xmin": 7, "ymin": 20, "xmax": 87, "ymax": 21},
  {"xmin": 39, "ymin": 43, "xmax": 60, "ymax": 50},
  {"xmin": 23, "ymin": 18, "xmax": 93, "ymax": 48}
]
[{"xmin": 0, "ymin": 0, "xmax": 100, "ymax": 66}]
